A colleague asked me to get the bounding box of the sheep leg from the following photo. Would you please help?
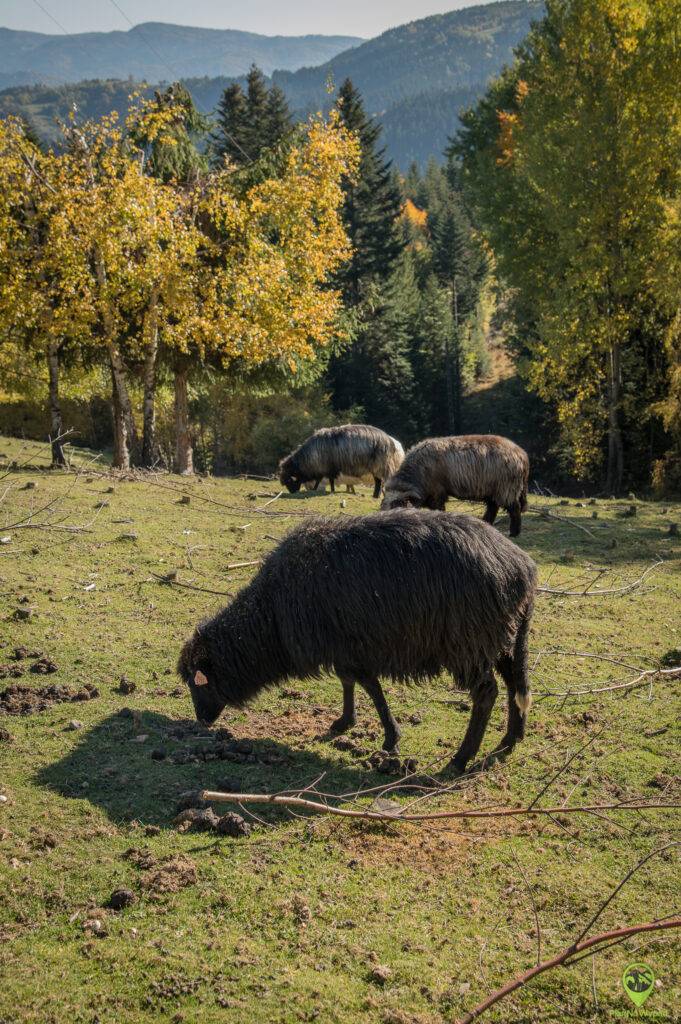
[492,609,531,755]
[483,499,499,525]
[358,676,401,752]
[313,478,322,490]
[330,677,357,733]
[329,477,336,494]
[492,654,525,755]
[449,672,498,773]
[508,502,522,537]
[372,477,382,499]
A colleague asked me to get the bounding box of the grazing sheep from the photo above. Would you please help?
[382,435,530,537]
[279,424,404,500]
[178,509,537,773]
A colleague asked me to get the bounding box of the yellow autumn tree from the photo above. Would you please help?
[457,0,681,489]
[157,112,359,474]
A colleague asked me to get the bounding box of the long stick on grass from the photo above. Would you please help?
[200,792,680,823]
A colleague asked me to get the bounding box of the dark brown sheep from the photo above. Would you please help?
[279,424,404,500]
[381,435,530,536]
[178,510,537,773]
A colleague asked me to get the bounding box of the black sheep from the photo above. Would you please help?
[178,510,537,772]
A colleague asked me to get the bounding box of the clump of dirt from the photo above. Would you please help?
[0,681,98,716]
[215,812,251,838]
[366,752,418,776]
[11,647,42,661]
[0,665,24,680]
[174,807,221,832]
[123,847,157,870]
[30,657,58,675]
[140,855,197,896]
[0,726,13,743]
[174,792,251,837]
[108,888,136,910]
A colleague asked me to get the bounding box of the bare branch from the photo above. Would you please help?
[454,917,681,1024]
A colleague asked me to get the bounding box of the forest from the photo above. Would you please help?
[3,0,681,491]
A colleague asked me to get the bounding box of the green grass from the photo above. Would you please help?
[0,434,680,1024]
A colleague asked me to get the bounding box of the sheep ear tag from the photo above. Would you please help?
[194,670,209,687]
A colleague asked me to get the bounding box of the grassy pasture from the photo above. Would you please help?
[0,434,680,1024]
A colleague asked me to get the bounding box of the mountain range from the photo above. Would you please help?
[0,23,361,90]
[0,2,543,167]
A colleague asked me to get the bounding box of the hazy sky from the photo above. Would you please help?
[3,1,493,39]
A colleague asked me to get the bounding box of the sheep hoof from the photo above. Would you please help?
[447,756,469,777]
[329,716,356,735]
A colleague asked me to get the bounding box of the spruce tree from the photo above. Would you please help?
[212,68,293,168]
[333,78,404,300]
[265,85,292,149]
[212,82,250,165]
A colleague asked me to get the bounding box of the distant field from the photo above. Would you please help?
[0,434,679,1023]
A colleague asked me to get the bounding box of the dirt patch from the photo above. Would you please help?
[0,681,98,716]
[235,707,338,744]
[140,854,198,896]
[325,816,512,872]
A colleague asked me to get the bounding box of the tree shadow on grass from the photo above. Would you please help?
[35,709,403,831]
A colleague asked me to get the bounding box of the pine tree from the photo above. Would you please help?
[212,69,293,168]
[333,78,404,300]
[265,85,292,149]
[212,82,250,166]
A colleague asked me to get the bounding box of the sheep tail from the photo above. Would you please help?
[512,602,532,716]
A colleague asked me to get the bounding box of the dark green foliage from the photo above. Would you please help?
[334,79,403,299]
[212,66,293,167]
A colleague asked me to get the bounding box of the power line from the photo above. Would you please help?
[105,0,254,164]
[30,0,73,37]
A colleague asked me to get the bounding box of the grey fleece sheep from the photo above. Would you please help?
[178,509,537,773]
[382,435,530,536]
[279,424,404,500]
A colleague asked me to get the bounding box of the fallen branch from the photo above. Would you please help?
[535,665,681,699]
[530,506,601,539]
[456,842,680,1023]
[199,791,680,823]
[454,917,681,1024]
[148,572,232,598]
[538,560,662,597]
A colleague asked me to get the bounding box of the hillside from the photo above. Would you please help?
[0,23,361,90]
[273,1,542,112]
[0,2,542,166]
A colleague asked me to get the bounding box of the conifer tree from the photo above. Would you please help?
[264,85,292,149]
[212,82,250,165]
[333,78,403,300]
[212,68,293,168]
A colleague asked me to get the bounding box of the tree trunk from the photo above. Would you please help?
[174,364,194,475]
[141,285,161,468]
[94,246,138,469]
[47,341,66,468]
[606,341,624,494]
[110,352,131,471]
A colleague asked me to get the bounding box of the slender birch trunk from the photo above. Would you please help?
[174,363,194,475]
[606,341,624,494]
[47,340,67,468]
[141,283,161,468]
[94,248,138,469]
